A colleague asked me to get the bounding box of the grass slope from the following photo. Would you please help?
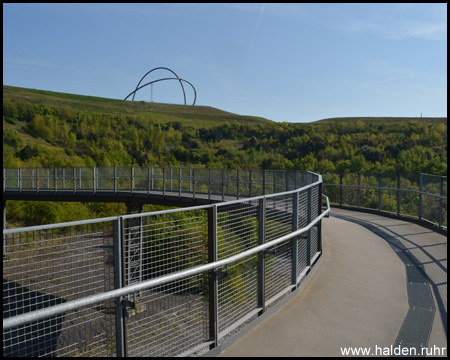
[3,85,272,129]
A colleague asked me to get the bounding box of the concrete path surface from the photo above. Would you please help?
[218,208,447,357]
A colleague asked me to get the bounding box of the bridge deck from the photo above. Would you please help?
[218,208,447,357]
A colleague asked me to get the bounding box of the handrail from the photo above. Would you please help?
[3,194,330,331]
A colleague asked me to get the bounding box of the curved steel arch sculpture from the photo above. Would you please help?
[125,67,196,105]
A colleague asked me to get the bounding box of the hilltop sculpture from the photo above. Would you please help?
[124,67,196,105]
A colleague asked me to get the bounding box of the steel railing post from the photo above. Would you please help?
[113,218,126,357]
[54,167,58,192]
[93,166,96,193]
[148,167,151,195]
[339,173,343,207]
[222,169,225,201]
[131,166,134,195]
[306,187,312,266]
[179,167,182,198]
[249,169,252,197]
[397,174,401,217]
[258,197,266,313]
[439,177,443,230]
[114,166,117,193]
[419,173,423,222]
[162,167,166,197]
[151,166,154,191]
[317,182,323,254]
[263,170,266,195]
[237,169,240,199]
[193,168,196,199]
[291,192,299,285]
[357,173,361,209]
[378,174,382,212]
[273,170,276,194]
[207,205,218,349]
[208,169,211,201]
[18,168,22,192]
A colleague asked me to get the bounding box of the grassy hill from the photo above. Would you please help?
[3,85,272,129]
[3,84,447,173]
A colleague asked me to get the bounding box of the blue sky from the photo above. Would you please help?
[3,3,447,123]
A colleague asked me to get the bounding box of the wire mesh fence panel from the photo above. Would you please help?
[400,173,420,192]
[399,191,420,219]
[132,166,150,192]
[216,200,259,260]
[249,170,264,197]
[149,167,163,192]
[122,209,210,356]
[380,189,398,214]
[422,194,445,227]
[379,173,398,189]
[55,168,74,191]
[360,188,378,210]
[216,255,259,335]
[209,169,223,197]
[296,189,310,277]
[125,277,209,357]
[310,225,319,260]
[4,168,20,189]
[297,234,309,277]
[192,168,208,196]
[264,241,292,303]
[273,171,287,194]
[216,200,259,334]
[3,220,116,356]
[114,166,131,191]
[264,193,294,304]
[223,169,236,198]
[19,168,36,190]
[180,168,194,194]
[77,167,95,191]
[265,194,293,243]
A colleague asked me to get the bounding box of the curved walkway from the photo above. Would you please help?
[219,208,447,357]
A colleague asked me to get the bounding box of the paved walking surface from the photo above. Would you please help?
[219,208,447,357]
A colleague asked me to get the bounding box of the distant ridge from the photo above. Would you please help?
[3,85,446,125]
[314,116,447,124]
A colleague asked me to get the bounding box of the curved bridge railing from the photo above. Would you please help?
[322,172,447,233]
[3,167,316,206]
[3,168,329,357]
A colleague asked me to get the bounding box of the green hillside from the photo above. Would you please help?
[3,85,271,129]
[3,85,447,174]
[3,85,447,227]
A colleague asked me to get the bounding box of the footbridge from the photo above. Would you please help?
[2,167,447,357]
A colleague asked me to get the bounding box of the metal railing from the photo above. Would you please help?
[322,172,447,232]
[3,167,314,201]
[3,169,328,357]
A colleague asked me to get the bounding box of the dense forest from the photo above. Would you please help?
[3,97,447,174]
[3,86,447,226]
